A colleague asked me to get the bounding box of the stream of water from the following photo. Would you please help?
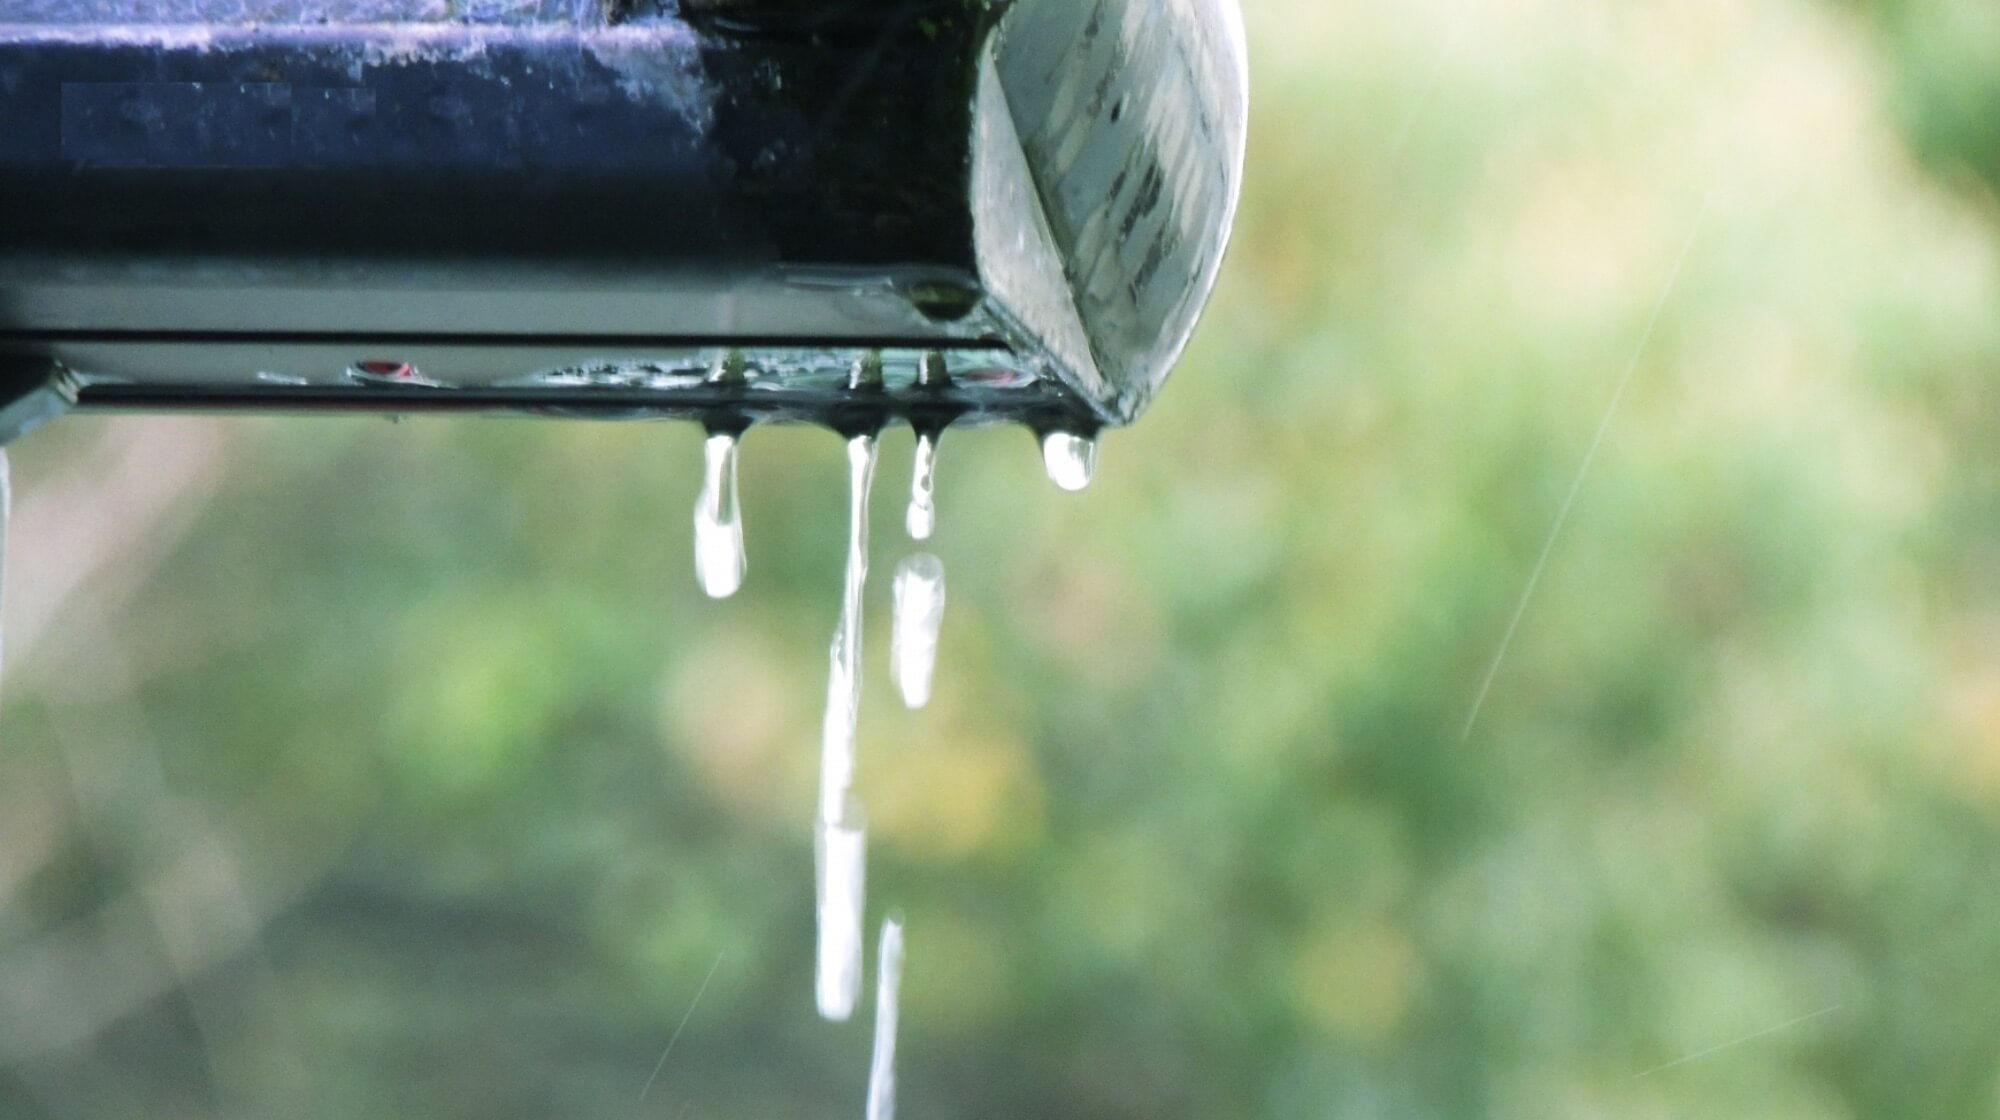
[0,417,1104,1118]
[796,425,1092,1109]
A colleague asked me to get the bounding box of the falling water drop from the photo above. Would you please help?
[1041,430,1099,492]
[906,431,939,541]
[818,434,880,825]
[814,808,868,1022]
[889,554,946,710]
[693,432,746,599]
[865,916,906,1120]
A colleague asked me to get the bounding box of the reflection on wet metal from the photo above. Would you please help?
[1040,431,1098,492]
[814,812,868,1023]
[890,554,946,711]
[865,916,906,1120]
[694,432,746,599]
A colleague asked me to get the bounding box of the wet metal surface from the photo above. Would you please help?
[0,0,1247,441]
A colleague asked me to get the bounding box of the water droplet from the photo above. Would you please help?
[818,434,879,826]
[1041,430,1099,492]
[889,554,946,710]
[906,431,939,541]
[709,350,749,385]
[814,809,868,1022]
[849,352,885,392]
[865,915,906,1120]
[916,351,951,389]
[693,432,746,599]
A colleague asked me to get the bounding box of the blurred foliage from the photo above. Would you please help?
[9,0,2000,1117]
[1843,0,2000,204]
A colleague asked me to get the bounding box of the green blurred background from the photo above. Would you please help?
[9,0,2000,1116]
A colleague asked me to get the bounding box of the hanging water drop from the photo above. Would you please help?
[1041,430,1099,492]
[865,915,906,1120]
[693,431,746,599]
[818,434,880,825]
[906,431,939,541]
[889,554,946,710]
[814,808,868,1022]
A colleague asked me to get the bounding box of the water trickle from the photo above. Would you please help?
[813,434,880,1022]
[814,810,868,1022]
[865,916,906,1120]
[1041,431,1099,492]
[890,554,946,710]
[694,432,746,599]
[818,434,880,825]
[906,432,940,541]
